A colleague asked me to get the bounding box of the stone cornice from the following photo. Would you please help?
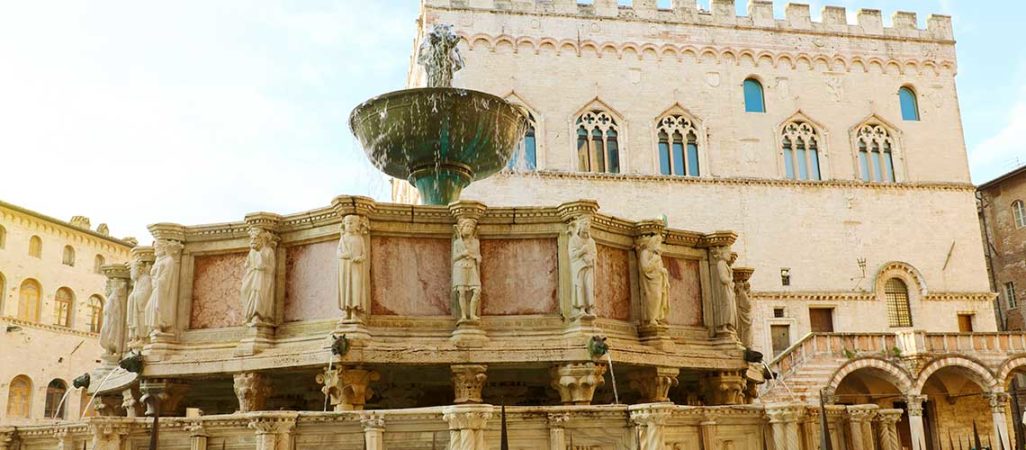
[0,200,134,249]
[0,315,98,338]
[496,171,975,193]
[753,291,995,303]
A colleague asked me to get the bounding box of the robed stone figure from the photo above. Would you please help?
[241,229,277,325]
[146,241,181,334]
[337,215,370,322]
[568,216,597,318]
[127,257,152,342]
[100,278,127,355]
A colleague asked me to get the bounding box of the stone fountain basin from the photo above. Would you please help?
[350,87,528,204]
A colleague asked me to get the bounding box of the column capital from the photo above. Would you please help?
[764,403,806,424]
[248,413,298,435]
[876,408,903,425]
[234,372,272,413]
[629,403,675,426]
[905,395,928,416]
[547,412,571,428]
[550,362,606,405]
[360,413,386,431]
[451,364,488,404]
[987,391,1011,412]
[846,404,879,422]
[184,421,208,437]
[442,404,494,431]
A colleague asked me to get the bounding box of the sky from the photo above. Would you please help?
[0,1,1022,241]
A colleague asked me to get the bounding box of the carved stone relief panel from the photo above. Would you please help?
[664,257,703,326]
[284,241,339,322]
[595,245,631,321]
[371,236,451,316]
[190,253,247,329]
[480,238,558,315]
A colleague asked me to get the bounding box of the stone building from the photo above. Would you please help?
[0,200,133,424]
[393,0,1022,448]
[979,165,1026,331]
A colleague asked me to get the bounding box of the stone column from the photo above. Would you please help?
[551,362,606,405]
[442,404,493,450]
[699,416,717,450]
[846,404,878,450]
[121,387,143,417]
[89,420,131,450]
[185,422,209,450]
[249,414,298,450]
[629,403,674,450]
[905,395,928,450]
[53,427,73,450]
[547,413,570,450]
[629,366,679,403]
[0,427,15,450]
[234,372,272,412]
[876,409,903,450]
[765,404,803,450]
[702,370,746,405]
[316,366,379,411]
[361,413,385,450]
[451,364,488,404]
[140,379,190,416]
[989,392,1013,450]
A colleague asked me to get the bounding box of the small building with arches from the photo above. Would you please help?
[0,200,132,424]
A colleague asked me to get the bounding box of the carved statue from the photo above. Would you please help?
[146,240,182,334]
[127,257,153,342]
[452,218,482,323]
[568,217,597,318]
[713,248,738,333]
[100,277,128,355]
[337,215,370,321]
[735,277,753,348]
[241,229,278,326]
[417,24,464,88]
[637,234,670,325]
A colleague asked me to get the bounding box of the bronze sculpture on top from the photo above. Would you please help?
[349,24,529,205]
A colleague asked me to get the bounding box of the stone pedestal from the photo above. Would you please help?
[334,319,372,344]
[876,408,903,450]
[551,362,606,405]
[443,404,493,450]
[989,392,1013,450]
[361,413,385,450]
[702,370,746,405]
[145,330,178,361]
[140,379,189,416]
[629,366,679,403]
[765,404,804,450]
[249,414,297,450]
[235,323,275,356]
[234,372,272,412]
[547,413,570,450]
[451,364,488,404]
[637,323,674,351]
[316,366,379,411]
[905,395,928,450]
[451,321,488,348]
[846,404,878,450]
[629,403,674,450]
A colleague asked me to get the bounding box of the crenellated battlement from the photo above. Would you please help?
[423,0,954,42]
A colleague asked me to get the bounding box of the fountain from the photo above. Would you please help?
[349,24,529,205]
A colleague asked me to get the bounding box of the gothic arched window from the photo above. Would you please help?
[576,110,620,174]
[781,120,822,181]
[94,255,106,274]
[885,278,913,327]
[856,123,898,183]
[899,86,920,121]
[744,78,766,113]
[28,236,42,258]
[656,114,700,177]
[507,112,538,171]
[54,287,74,328]
[6,375,32,418]
[1013,200,1026,229]
[44,379,67,419]
[0,225,6,249]
[88,295,104,333]
[17,279,41,322]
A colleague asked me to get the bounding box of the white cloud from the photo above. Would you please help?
[970,92,1026,182]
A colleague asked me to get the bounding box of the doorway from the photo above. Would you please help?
[809,308,835,333]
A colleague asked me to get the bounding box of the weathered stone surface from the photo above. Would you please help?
[190,252,247,329]
[284,240,338,322]
[663,257,703,326]
[480,238,558,315]
[595,245,630,321]
[370,236,451,316]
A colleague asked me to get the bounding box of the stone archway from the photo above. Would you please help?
[915,357,1008,450]
[827,357,915,403]
[827,358,916,449]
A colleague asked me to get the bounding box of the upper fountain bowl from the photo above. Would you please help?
[349,87,528,205]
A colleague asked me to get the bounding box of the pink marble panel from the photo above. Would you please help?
[480,238,558,315]
[371,237,451,316]
[596,245,631,321]
[190,252,247,329]
[284,241,339,322]
[664,257,704,326]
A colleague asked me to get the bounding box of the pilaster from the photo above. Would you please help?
[547,413,570,450]
[316,366,380,411]
[629,366,679,403]
[550,362,606,405]
[876,409,903,450]
[88,419,131,450]
[361,413,386,450]
[234,372,272,412]
[185,422,209,450]
[442,404,493,450]
[451,364,488,404]
[629,403,674,450]
[765,404,804,450]
[249,414,298,450]
[846,404,878,450]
